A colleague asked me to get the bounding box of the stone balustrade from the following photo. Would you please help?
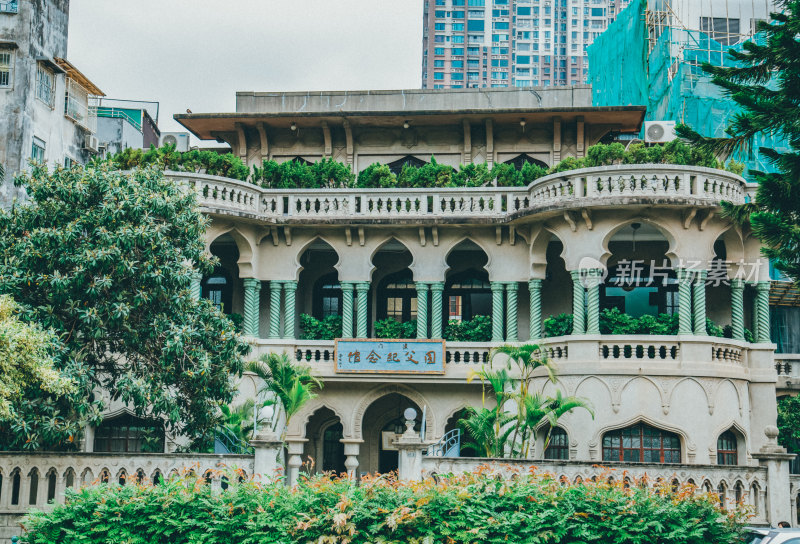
[248,335,771,383]
[169,164,753,223]
[0,452,255,542]
[419,457,769,524]
[775,354,800,389]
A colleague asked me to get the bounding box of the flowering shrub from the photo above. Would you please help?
[22,468,746,544]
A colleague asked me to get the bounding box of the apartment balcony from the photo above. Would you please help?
[170,164,754,225]
[0,1,18,14]
[248,335,774,384]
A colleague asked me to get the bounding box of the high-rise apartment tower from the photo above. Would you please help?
[421,0,632,89]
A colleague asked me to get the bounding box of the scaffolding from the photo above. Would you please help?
[588,0,787,177]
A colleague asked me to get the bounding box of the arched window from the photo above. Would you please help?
[717,430,738,465]
[94,413,165,453]
[377,270,417,322]
[504,153,548,171]
[202,268,233,313]
[602,423,681,463]
[313,273,342,319]
[387,155,428,176]
[444,269,491,322]
[544,427,569,460]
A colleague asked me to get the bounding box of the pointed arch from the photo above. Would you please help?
[351,384,435,441]
[668,377,713,416]
[294,235,343,281]
[599,218,679,267]
[369,235,417,278]
[529,225,562,280]
[287,400,351,440]
[592,414,696,462]
[443,236,492,274]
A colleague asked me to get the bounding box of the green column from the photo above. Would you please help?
[585,269,602,335]
[341,282,354,338]
[730,279,745,341]
[677,268,693,335]
[283,281,297,339]
[355,282,370,339]
[242,278,262,338]
[528,279,543,340]
[268,281,283,339]
[190,272,203,301]
[570,270,585,335]
[430,282,445,339]
[693,270,708,335]
[491,282,505,342]
[756,281,771,343]
[505,282,518,342]
[416,282,430,339]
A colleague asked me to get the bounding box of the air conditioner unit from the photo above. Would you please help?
[644,120,677,143]
[159,132,190,152]
[83,134,99,153]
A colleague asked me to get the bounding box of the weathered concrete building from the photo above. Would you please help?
[0,0,103,204]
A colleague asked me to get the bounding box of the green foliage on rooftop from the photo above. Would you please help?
[108,139,743,191]
[21,469,745,544]
[107,144,250,181]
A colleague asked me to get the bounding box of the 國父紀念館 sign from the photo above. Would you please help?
[334,339,445,374]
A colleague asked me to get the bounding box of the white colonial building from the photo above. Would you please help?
[2,88,798,540]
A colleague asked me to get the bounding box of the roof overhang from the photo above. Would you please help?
[35,56,66,74]
[176,106,647,141]
[0,40,18,50]
[54,57,105,96]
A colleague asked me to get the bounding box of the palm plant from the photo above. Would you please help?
[246,353,322,439]
[459,344,592,459]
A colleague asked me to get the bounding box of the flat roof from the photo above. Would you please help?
[175,87,646,140]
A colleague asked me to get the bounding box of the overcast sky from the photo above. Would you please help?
[67,1,423,137]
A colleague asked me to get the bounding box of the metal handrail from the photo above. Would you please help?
[213,425,253,455]
[426,428,461,457]
[95,106,142,132]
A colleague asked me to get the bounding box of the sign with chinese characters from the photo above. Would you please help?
[334,339,445,375]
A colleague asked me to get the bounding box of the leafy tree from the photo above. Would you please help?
[777,395,800,455]
[246,353,322,439]
[0,295,74,421]
[676,0,800,281]
[0,164,248,450]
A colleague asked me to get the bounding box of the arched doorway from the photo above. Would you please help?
[372,239,415,337]
[297,239,341,339]
[206,234,241,315]
[603,223,677,318]
[302,407,346,476]
[360,393,422,474]
[444,240,491,332]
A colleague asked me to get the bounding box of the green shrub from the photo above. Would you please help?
[109,144,250,181]
[228,312,244,333]
[453,162,494,187]
[543,313,574,337]
[706,318,725,338]
[373,318,416,339]
[299,314,343,340]
[356,163,396,188]
[21,471,746,544]
[444,315,493,341]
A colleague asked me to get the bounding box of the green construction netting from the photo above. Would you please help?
[588,0,789,178]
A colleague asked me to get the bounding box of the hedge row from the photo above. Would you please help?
[105,140,744,189]
[22,469,744,544]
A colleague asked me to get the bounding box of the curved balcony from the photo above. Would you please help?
[169,164,755,225]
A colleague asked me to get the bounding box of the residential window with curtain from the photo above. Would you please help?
[0,49,12,88]
[35,63,54,107]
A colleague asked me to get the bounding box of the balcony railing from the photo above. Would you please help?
[248,335,766,382]
[169,164,753,223]
[64,78,96,132]
[0,0,18,13]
